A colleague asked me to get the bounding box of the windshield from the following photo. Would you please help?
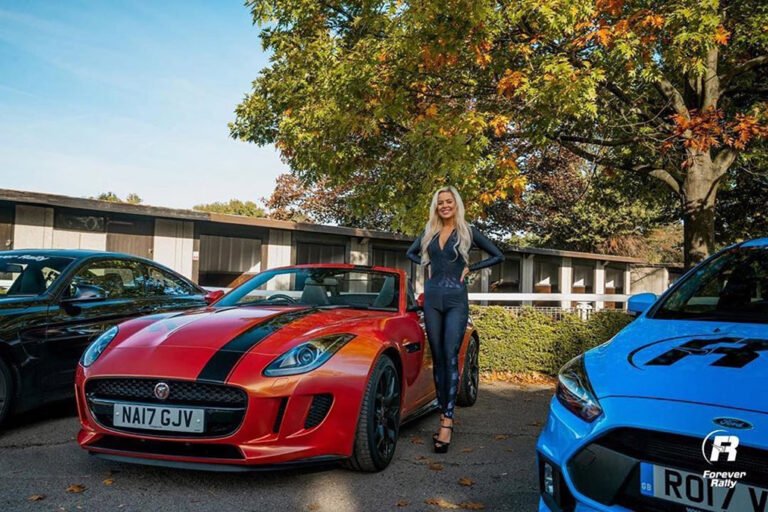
[218,268,400,311]
[653,246,768,323]
[0,254,75,296]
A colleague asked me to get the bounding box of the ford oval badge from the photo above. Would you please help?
[713,417,753,430]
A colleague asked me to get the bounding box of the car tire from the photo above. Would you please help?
[0,357,14,426]
[456,336,479,407]
[345,354,401,472]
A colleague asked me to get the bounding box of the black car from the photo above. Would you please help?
[0,249,221,425]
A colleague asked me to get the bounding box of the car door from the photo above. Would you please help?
[141,262,207,314]
[399,280,435,409]
[43,257,150,395]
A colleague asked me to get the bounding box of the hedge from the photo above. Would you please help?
[469,306,633,375]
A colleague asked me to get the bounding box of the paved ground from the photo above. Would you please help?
[0,381,553,512]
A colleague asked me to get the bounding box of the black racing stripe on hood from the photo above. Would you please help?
[196,307,319,384]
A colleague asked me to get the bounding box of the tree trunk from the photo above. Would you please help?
[682,152,719,269]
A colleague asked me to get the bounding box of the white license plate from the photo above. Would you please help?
[641,463,768,512]
[113,404,205,433]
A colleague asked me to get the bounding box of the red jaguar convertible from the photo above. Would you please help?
[75,264,480,471]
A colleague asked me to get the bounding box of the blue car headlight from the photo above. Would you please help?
[80,325,119,367]
[263,333,356,377]
[556,354,603,422]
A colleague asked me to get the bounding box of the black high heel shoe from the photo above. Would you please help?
[433,425,453,453]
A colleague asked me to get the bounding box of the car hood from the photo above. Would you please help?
[586,317,768,413]
[91,305,392,380]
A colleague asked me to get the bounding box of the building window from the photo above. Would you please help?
[572,261,594,294]
[371,246,412,275]
[534,259,560,293]
[55,211,105,232]
[296,242,346,265]
[199,235,262,287]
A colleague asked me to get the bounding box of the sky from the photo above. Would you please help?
[0,0,287,210]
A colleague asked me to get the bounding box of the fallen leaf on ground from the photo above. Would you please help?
[428,462,444,471]
[458,477,475,487]
[27,495,46,502]
[410,437,424,445]
[415,455,429,461]
[307,503,321,511]
[461,448,474,453]
[494,434,509,441]
[459,502,486,510]
[66,484,86,494]
[103,478,114,486]
[396,499,410,507]
[425,498,460,509]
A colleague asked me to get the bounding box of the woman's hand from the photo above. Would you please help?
[460,266,469,283]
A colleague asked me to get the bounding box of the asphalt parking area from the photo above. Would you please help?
[0,381,553,512]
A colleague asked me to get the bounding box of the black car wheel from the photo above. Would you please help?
[456,336,479,407]
[346,354,401,472]
[0,358,14,426]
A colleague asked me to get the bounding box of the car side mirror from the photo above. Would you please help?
[627,292,657,317]
[63,284,107,303]
[204,289,225,305]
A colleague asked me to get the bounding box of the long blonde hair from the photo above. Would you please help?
[419,186,472,266]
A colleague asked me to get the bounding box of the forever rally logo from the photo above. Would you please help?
[701,430,747,489]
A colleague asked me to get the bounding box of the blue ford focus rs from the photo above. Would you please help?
[537,238,768,512]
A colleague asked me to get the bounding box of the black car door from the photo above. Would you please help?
[43,258,151,395]
[140,262,208,314]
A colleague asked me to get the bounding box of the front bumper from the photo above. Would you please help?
[74,362,368,469]
[536,396,768,511]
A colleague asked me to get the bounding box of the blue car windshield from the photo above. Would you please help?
[216,268,400,311]
[653,246,768,323]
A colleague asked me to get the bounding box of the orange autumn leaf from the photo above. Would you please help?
[429,462,444,471]
[497,69,526,99]
[596,0,624,16]
[458,477,476,487]
[66,484,86,494]
[489,115,510,137]
[459,502,486,510]
[714,25,730,45]
[425,498,460,509]
[642,14,665,29]
[28,495,46,502]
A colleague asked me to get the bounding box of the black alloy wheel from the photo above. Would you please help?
[0,358,14,426]
[346,355,401,471]
[457,336,479,407]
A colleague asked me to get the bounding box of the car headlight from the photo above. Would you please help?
[80,326,119,367]
[555,354,603,422]
[263,333,356,377]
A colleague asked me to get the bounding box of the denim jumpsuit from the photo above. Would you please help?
[406,225,504,418]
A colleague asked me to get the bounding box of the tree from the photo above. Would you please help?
[232,0,767,267]
[265,173,396,228]
[92,192,143,204]
[483,147,678,256]
[193,199,266,217]
[715,143,768,244]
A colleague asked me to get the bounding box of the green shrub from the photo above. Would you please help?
[469,306,632,375]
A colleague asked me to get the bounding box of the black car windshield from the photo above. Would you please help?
[653,246,768,323]
[0,254,75,296]
[217,268,400,311]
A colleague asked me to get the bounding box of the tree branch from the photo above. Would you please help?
[554,138,682,195]
[719,55,768,90]
[654,76,690,119]
[555,134,639,147]
[713,148,738,180]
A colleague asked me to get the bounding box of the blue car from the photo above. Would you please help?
[537,239,768,512]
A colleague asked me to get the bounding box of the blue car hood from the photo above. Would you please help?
[586,317,768,413]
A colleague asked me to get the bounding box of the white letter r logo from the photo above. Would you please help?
[710,435,739,462]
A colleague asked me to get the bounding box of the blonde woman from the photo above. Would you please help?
[406,186,504,453]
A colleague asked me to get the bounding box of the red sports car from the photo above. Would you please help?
[75,264,480,472]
